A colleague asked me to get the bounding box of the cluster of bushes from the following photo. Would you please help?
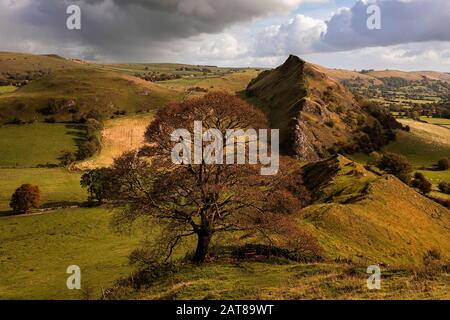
[58,110,104,166]
[338,102,404,155]
[187,87,209,93]
[113,110,127,116]
[438,182,450,194]
[371,152,450,208]
[7,117,28,125]
[411,102,450,120]
[356,102,404,152]
[176,67,212,73]
[0,70,50,87]
[411,172,432,195]
[434,197,450,208]
[437,158,450,171]
[135,72,181,82]
[372,152,412,183]
[230,243,322,263]
[78,138,101,162]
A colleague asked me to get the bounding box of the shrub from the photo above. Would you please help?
[8,117,26,125]
[437,158,450,171]
[9,184,41,214]
[434,197,450,208]
[325,119,335,128]
[376,152,412,183]
[231,242,322,263]
[85,109,102,121]
[423,249,441,266]
[77,136,101,160]
[58,150,77,167]
[86,118,103,136]
[80,168,115,204]
[411,172,432,195]
[438,182,450,194]
[38,99,62,115]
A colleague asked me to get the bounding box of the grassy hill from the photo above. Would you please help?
[104,261,449,300]
[104,155,450,300]
[317,65,450,84]
[0,67,180,124]
[0,52,78,76]
[245,55,384,160]
[384,121,450,167]
[301,155,450,267]
[0,52,258,125]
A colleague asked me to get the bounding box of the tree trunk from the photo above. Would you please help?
[192,231,212,263]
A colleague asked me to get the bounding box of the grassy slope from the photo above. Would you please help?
[76,113,154,169]
[301,156,450,267]
[381,120,450,197]
[384,130,450,167]
[0,86,17,94]
[159,69,261,94]
[0,68,180,123]
[95,62,245,77]
[0,207,140,299]
[0,123,81,167]
[0,52,77,72]
[0,52,255,125]
[0,168,84,211]
[107,261,449,300]
[0,52,183,124]
[350,119,450,197]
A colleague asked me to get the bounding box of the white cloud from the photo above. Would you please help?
[252,14,327,57]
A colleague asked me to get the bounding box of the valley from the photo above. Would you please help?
[0,52,449,300]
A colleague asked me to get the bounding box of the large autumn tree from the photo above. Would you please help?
[109,92,313,263]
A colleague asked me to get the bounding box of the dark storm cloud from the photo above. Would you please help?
[0,0,307,60]
[0,0,449,63]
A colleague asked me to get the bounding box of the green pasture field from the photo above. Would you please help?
[0,168,84,212]
[0,123,81,167]
[0,207,141,299]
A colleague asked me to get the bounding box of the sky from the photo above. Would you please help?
[0,0,449,71]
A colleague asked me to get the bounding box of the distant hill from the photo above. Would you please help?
[302,155,450,266]
[0,52,182,124]
[0,52,260,124]
[315,65,450,84]
[0,52,79,76]
[245,55,400,161]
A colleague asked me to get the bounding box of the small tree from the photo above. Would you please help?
[412,172,432,195]
[437,158,450,171]
[10,184,41,214]
[58,150,77,167]
[376,152,412,183]
[80,168,115,204]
